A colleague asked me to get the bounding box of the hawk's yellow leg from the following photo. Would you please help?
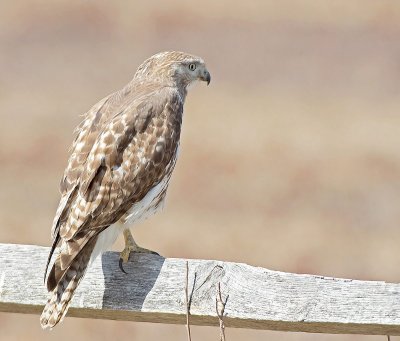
[119,229,159,273]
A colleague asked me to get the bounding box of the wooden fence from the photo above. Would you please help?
[0,243,399,336]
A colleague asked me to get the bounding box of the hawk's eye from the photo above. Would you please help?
[188,63,196,71]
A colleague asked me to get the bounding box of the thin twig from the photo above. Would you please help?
[387,336,391,341]
[185,261,192,341]
[216,282,228,341]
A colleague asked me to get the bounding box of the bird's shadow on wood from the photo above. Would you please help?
[101,251,165,311]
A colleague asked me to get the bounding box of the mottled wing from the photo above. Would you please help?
[51,93,113,239]
[51,85,158,238]
[46,83,183,290]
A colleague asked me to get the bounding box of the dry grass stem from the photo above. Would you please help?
[185,261,192,341]
[216,282,228,341]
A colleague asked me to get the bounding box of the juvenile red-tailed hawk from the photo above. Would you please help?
[40,51,211,329]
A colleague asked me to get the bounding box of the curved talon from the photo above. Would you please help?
[119,258,128,274]
[119,230,159,272]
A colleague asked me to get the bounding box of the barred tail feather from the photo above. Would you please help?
[40,237,97,329]
[40,269,81,329]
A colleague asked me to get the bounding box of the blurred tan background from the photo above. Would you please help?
[1,1,400,340]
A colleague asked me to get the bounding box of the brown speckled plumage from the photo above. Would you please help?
[40,51,210,329]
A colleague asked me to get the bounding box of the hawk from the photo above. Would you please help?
[40,51,211,329]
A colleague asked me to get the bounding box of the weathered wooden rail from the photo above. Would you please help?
[0,243,399,335]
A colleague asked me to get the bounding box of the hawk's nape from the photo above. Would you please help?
[40,51,210,329]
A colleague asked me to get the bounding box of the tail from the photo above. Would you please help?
[40,236,97,329]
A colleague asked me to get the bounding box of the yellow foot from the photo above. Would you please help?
[120,244,133,263]
[119,229,159,273]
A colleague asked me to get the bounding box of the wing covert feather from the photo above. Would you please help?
[58,85,182,242]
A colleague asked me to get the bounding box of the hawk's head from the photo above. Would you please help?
[135,51,211,88]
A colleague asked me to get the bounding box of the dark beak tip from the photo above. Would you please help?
[200,70,211,85]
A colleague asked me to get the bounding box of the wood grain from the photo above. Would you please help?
[0,243,399,335]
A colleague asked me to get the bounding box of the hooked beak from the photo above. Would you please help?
[200,69,211,85]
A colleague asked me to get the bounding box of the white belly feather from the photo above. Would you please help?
[124,173,169,225]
